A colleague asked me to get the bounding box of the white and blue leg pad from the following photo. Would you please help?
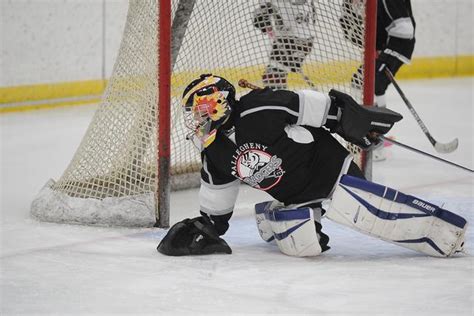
[255,201,322,257]
[327,175,467,257]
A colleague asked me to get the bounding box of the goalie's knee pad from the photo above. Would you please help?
[327,175,467,257]
[267,207,322,257]
[255,201,328,257]
[255,200,282,242]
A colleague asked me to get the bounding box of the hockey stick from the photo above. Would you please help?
[296,69,317,89]
[238,79,262,90]
[380,136,473,173]
[265,59,317,89]
[270,61,317,89]
[384,68,458,154]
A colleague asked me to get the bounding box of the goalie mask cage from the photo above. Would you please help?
[31,0,376,228]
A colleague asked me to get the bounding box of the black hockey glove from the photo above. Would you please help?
[157,215,232,256]
[375,52,403,96]
[351,53,404,94]
[325,89,403,150]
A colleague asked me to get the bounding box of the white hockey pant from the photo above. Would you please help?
[327,175,467,257]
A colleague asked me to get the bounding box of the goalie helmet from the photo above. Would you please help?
[182,74,236,148]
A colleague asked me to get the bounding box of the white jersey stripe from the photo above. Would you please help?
[240,106,299,118]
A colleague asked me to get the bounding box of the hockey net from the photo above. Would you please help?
[31,0,375,227]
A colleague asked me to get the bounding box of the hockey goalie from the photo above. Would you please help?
[157,74,467,258]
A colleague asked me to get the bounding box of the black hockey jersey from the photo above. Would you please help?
[199,88,353,217]
[377,0,416,62]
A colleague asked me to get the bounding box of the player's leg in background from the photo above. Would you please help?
[285,37,313,73]
[262,66,288,90]
[374,57,403,108]
[262,38,289,90]
[262,37,313,90]
[372,54,404,161]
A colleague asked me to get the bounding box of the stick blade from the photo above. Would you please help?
[434,138,459,154]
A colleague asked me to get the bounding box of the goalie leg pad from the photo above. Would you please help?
[266,207,322,257]
[326,175,467,257]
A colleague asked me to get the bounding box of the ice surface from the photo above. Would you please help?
[1,78,473,315]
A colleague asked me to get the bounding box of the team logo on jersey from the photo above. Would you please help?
[231,143,285,191]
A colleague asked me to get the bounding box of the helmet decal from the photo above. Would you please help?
[193,90,229,122]
[182,74,235,148]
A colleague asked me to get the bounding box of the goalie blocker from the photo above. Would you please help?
[255,176,466,258]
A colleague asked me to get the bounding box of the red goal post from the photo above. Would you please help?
[157,0,172,227]
[31,0,377,228]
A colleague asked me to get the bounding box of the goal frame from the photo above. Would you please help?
[156,0,378,227]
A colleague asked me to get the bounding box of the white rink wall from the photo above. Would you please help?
[0,0,473,87]
[414,0,472,57]
[1,0,128,86]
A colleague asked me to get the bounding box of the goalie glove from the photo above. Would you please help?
[374,52,404,96]
[157,215,232,256]
[325,89,403,149]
